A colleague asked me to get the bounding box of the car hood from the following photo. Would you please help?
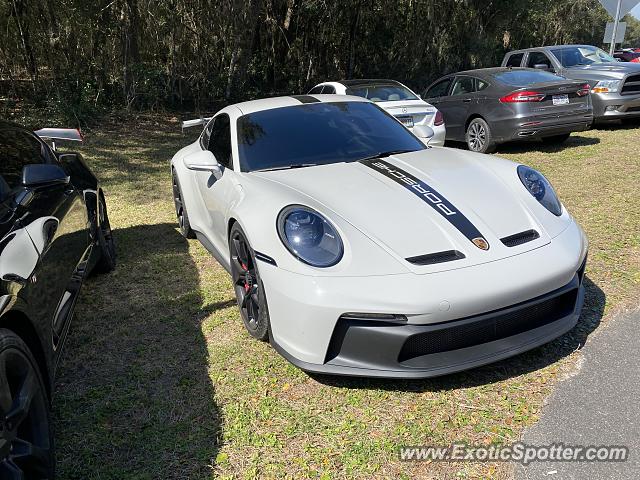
[565,62,640,79]
[251,149,563,273]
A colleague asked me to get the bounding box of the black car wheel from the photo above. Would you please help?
[466,118,496,154]
[541,133,571,145]
[93,195,116,274]
[0,329,54,479]
[172,170,195,239]
[229,224,270,341]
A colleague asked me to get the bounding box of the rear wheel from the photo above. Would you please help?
[541,133,571,144]
[466,118,496,154]
[0,329,54,479]
[172,170,195,239]
[229,224,270,341]
[93,195,116,274]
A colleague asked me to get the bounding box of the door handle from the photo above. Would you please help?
[462,98,472,103]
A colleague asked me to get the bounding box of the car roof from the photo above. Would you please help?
[509,44,596,53]
[436,67,536,79]
[232,94,369,115]
[337,79,402,87]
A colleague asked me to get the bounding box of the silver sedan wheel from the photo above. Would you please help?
[467,122,486,152]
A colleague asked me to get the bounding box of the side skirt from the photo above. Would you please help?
[195,231,232,274]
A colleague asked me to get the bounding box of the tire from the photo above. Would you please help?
[465,118,496,154]
[93,195,116,274]
[0,329,55,479]
[172,170,195,239]
[541,133,571,144]
[229,223,270,341]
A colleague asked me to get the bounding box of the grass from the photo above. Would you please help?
[50,114,639,479]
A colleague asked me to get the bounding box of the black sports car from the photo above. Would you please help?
[0,121,115,477]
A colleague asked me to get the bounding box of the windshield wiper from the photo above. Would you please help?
[355,149,416,163]
[255,163,318,172]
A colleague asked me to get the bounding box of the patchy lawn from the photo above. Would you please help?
[47,115,638,479]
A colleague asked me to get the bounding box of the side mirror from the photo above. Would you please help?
[184,150,221,173]
[22,164,70,187]
[533,63,551,71]
[412,125,435,143]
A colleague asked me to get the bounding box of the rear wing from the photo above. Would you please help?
[181,117,212,132]
[34,128,83,151]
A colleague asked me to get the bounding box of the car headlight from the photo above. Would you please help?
[277,205,344,267]
[591,80,621,93]
[517,165,562,216]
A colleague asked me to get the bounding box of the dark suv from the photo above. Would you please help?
[503,45,640,121]
[0,121,115,477]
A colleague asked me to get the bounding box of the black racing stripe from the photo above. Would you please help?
[291,95,320,104]
[360,158,489,249]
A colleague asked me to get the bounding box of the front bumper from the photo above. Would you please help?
[271,272,584,378]
[592,92,640,119]
[260,220,588,378]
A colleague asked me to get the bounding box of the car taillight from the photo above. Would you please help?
[499,91,546,103]
[577,84,590,96]
[434,110,444,126]
[632,57,640,63]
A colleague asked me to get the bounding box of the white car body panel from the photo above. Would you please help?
[312,81,447,146]
[171,95,587,378]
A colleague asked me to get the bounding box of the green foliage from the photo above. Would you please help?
[0,0,618,122]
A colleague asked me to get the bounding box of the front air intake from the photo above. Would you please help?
[406,250,465,266]
[501,229,540,247]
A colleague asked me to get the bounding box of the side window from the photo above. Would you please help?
[0,129,49,192]
[208,114,233,169]
[451,77,476,96]
[424,79,451,98]
[527,51,553,69]
[505,53,524,67]
[476,78,489,91]
[308,85,324,94]
[322,85,336,94]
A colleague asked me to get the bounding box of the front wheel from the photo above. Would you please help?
[93,195,116,274]
[466,118,496,154]
[229,224,270,341]
[0,329,54,479]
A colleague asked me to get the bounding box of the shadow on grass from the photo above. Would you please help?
[312,276,605,393]
[445,135,600,155]
[53,223,222,478]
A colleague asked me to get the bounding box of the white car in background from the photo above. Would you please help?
[308,79,446,146]
[172,94,587,379]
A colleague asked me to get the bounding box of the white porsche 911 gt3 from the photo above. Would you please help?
[171,94,587,378]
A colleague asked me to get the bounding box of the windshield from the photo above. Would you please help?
[345,84,418,102]
[237,102,425,172]
[551,46,617,67]
[494,70,566,86]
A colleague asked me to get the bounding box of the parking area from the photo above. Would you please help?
[52,116,639,479]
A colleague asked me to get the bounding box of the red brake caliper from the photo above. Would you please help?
[242,263,250,292]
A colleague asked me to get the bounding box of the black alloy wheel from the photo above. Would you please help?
[172,171,195,239]
[94,195,116,274]
[229,224,270,341]
[0,330,53,479]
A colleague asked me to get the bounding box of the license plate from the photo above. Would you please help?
[552,94,569,106]
[397,116,414,128]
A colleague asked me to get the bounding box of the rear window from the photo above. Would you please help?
[493,70,565,86]
[345,84,418,102]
